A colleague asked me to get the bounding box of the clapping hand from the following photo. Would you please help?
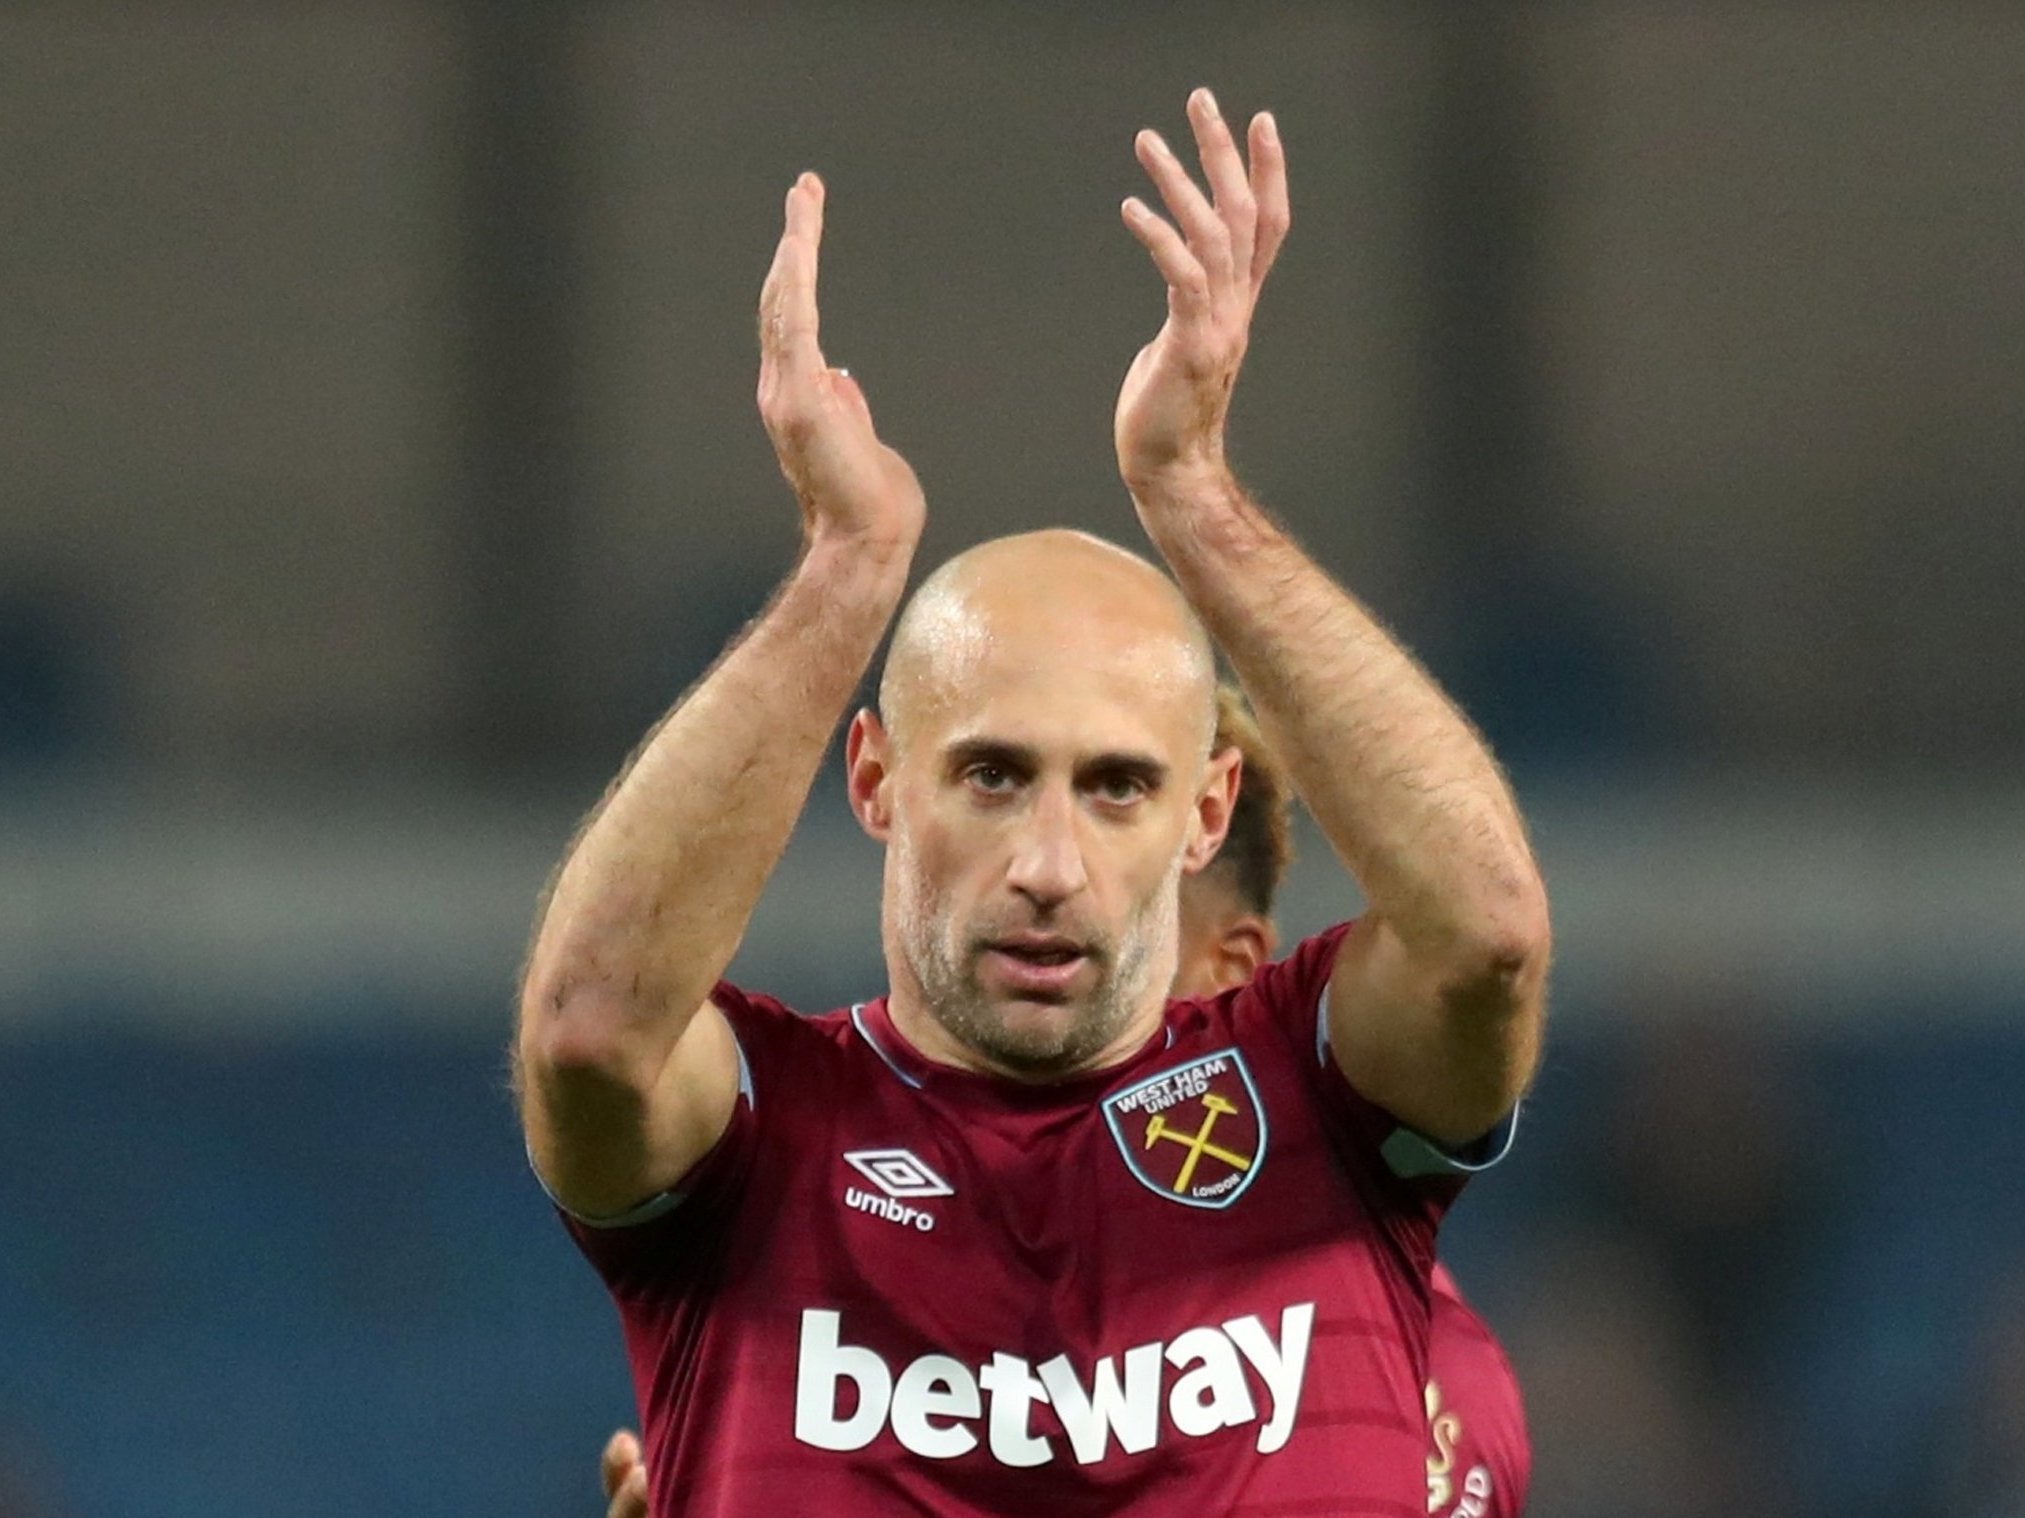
[757,174,925,556]
[1113,89,1290,496]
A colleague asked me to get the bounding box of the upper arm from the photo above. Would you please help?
[1323,912,1548,1149]
[520,998,744,1222]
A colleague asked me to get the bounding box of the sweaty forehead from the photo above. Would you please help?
[880,531,1216,754]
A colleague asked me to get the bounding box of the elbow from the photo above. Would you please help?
[518,968,651,1101]
[1439,881,1552,1122]
[1449,866,1553,1003]
[1484,895,1553,997]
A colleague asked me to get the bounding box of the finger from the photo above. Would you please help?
[830,368,874,427]
[1187,88,1256,283]
[756,187,797,352]
[601,1429,642,1500]
[1134,129,1234,292]
[1246,112,1291,290]
[756,218,795,407]
[606,1463,650,1518]
[786,172,827,379]
[1121,196,1212,321]
[759,173,828,383]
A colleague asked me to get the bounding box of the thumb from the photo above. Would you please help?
[601,1428,642,1500]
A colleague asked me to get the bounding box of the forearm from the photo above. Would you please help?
[1133,469,1545,967]
[1110,96,1542,1137]
[521,534,913,1075]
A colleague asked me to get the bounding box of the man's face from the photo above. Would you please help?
[869,652,1223,1080]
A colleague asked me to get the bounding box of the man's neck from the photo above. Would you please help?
[883,984,1169,1085]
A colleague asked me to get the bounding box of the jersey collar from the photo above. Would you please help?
[852,994,1178,1108]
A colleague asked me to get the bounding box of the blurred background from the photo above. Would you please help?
[2,4,2022,1515]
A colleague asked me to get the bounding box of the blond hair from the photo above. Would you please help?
[1210,684,1294,913]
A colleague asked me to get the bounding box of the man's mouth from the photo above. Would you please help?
[988,932,1093,962]
[981,936,1094,998]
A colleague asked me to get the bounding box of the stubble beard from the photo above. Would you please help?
[894,848,1182,1081]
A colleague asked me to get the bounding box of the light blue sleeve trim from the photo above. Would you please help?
[1313,988,1521,1179]
[1379,1103,1520,1180]
[530,1024,755,1229]
[547,1173,686,1229]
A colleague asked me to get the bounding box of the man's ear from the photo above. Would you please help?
[1182,745,1243,875]
[1213,912,1279,990]
[845,708,895,841]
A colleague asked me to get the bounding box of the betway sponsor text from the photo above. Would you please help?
[794,1303,1316,1465]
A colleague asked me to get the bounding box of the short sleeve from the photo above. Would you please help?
[548,982,791,1297]
[1232,921,1517,1194]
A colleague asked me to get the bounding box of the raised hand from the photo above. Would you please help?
[757,173,926,554]
[1113,89,1290,494]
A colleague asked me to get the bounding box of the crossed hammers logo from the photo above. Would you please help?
[1144,1092,1254,1195]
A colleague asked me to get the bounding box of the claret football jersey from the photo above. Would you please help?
[1423,1263,1530,1518]
[558,923,1512,1517]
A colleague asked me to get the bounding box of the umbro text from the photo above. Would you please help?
[844,1186,938,1232]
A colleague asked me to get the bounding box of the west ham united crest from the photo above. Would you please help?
[1101,1048,1267,1209]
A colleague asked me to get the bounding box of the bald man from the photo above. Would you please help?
[586,691,1532,1518]
[518,90,1548,1518]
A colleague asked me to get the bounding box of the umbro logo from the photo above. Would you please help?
[842,1148,952,1232]
[844,1148,953,1198]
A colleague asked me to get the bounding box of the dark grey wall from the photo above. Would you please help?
[3,4,2020,779]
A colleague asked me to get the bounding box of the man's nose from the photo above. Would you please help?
[1005,785,1090,909]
